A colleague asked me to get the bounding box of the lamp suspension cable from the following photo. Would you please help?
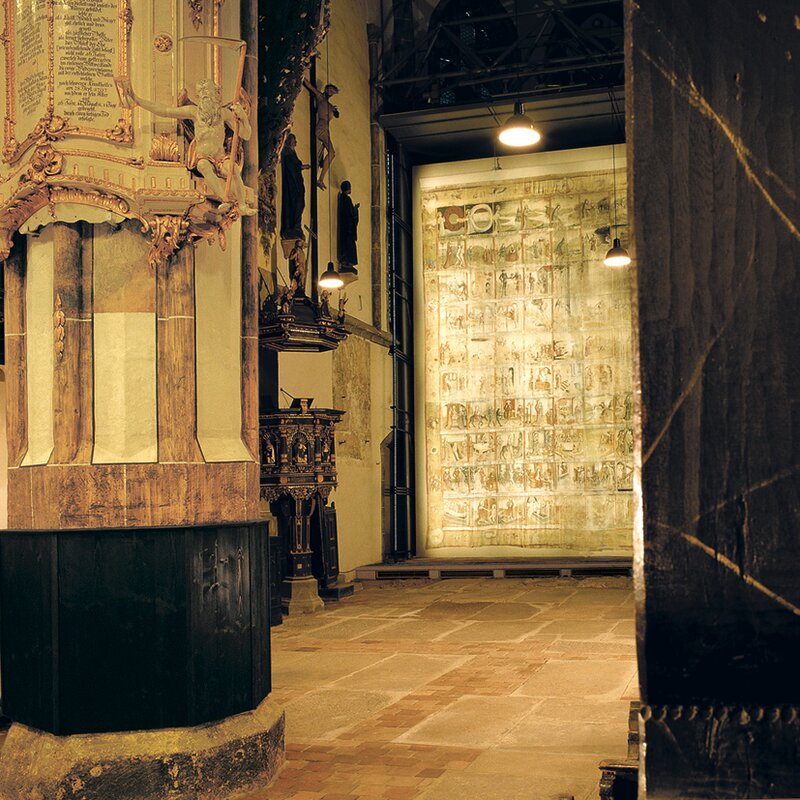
[497,0,541,148]
[319,32,344,291]
[603,89,631,268]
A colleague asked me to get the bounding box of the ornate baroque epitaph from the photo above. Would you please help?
[2,0,133,163]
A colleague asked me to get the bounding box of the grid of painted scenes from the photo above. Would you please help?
[422,170,633,551]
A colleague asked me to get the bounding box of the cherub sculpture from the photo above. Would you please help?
[319,290,332,318]
[288,238,308,297]
[116,77,256,215]
[303,79,339,190]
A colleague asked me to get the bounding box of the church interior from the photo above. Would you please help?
[0,0,797,798]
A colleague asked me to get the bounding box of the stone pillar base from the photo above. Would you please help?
[282,576,324,614]
[0,698,285,800]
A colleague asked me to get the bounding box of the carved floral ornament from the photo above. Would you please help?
[260,485,333,503]
[154,33,174,52]
[53,294,65,361]
[149,133,182,162]
[187,0,227,30]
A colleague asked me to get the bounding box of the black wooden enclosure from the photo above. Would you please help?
[0,521,271,736]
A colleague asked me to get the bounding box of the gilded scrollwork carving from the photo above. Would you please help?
[21,144,64,185]
[0,187,53,259]
[0,183,139,258]
[2,138,19,163]
[32,114,72,143]
[145,214,191,269]
[49,186,132,217]
[53,293,65,361]
[4,114,75,166]
[107,118,134,143]
[143,206,241,268]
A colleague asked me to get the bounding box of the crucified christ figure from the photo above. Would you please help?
[303,79,339,190]
[117,77,256,215]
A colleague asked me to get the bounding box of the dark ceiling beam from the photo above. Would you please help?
[438,24,491,70]
[416,0,619,30]
[552,5,615,56]
[379,53,623,88]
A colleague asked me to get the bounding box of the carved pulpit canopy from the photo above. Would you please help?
[0,0,256,266]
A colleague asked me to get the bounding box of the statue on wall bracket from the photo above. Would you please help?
[280,132,310,297]
[261,122,347,353]
[337,179,359,283]
[115,37,257,217]
[303,79,339,190]
[280,133,309,242]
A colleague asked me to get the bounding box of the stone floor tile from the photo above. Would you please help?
[513,658,636,699]
[413,601,493,619]
[415,771,592,800]
[439,620,544,642]
[394,696,537,747]
[558,589,631,607]
[305,618,397,640]
[469,602,542,621]
[536,618,617,637]
[257,576,636,800]
[271,651,391,688]
[499,711,628,756]
[332,654,468,693]
[285,688,401,740]
[365,619,470,640]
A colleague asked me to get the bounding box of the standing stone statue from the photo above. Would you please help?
[280,132,309,241]
[303,79,339,190]
[337,180,359,268]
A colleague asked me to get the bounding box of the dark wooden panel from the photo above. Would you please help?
[644,707,800,798]
[189,525,254,725]
[250,522,272,701]
[0,523,270,736]
[268,534,284,626]
[0,532,58,732]
[630,0,800,705]
[630,0,800,794]
[57,529,187,734]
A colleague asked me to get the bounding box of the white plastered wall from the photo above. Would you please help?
[269,0,391,573]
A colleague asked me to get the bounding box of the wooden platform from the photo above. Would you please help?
[355,557,632,581]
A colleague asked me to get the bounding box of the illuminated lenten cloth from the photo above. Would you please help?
[417,147,634,557]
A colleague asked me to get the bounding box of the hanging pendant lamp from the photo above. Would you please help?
[603,238,631,268]
[319,261,344,290]
[603,140,631,268]
[498,101,541,148]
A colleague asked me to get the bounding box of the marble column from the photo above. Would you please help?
[629,0,800,796]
